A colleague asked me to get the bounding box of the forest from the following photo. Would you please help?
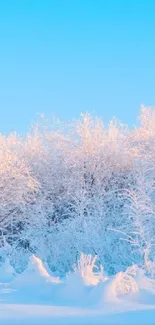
[1,106,155,276]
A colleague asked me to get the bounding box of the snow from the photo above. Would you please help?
[0,255,155,324]
[0,259,15,283]
[2,105,155,324]
[12,255,61,287]
[1,304,155,325]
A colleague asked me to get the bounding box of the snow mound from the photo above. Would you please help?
[59,253,106,304]
[12,255,61,288]
[60,271,87,303]
[99,270,138,306]
[99,265,155,307]
[131,267,155,304]
[0,259,15,283]
[114,271,139,297]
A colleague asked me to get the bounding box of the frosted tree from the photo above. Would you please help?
[0,133,38,247]
[1,107,155,275]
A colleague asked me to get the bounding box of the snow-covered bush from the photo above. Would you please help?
[113,271,139,297]
[73,253,105,286]
[59,253,105,304]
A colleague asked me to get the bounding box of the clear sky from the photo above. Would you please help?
[0,0,155,134]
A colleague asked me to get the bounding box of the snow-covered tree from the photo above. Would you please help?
[1,107,155,275]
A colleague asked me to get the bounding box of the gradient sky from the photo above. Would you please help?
[0,0,155,134]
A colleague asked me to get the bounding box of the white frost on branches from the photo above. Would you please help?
[1,107,155,275]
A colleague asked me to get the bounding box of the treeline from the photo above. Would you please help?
[1,107,155,275]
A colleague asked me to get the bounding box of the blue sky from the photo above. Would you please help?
[0,0,155,134]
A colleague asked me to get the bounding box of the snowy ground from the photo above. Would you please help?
[1,304,155,325]
[1,255,155,324]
